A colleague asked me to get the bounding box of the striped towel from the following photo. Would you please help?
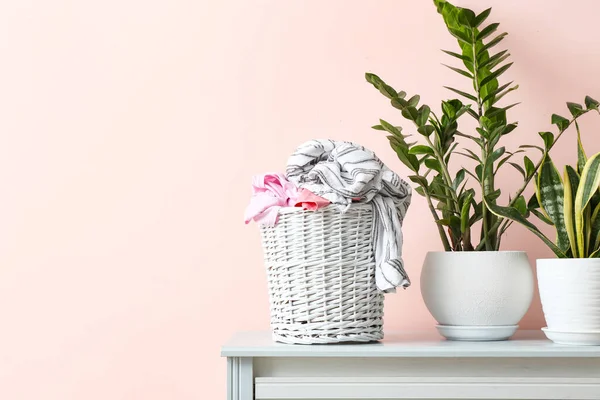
[286,139,412,292]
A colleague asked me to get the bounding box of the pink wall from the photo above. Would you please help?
[2,0,600,398]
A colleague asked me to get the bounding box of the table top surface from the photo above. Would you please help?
[221,331,600,358]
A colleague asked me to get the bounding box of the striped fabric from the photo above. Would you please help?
[286,139,412,292]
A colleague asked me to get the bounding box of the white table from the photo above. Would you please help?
[221,331,600,400]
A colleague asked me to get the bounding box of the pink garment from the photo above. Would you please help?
[293,189,330,211]
[244,173,299,227]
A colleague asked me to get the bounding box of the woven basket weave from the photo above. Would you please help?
[259,203,384,344]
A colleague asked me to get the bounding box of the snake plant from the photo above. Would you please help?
[487,100,600,258]
[366,0,542,251]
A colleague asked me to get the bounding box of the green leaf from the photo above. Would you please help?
[585,95,600,110]
[447,215,462,243]
[480,63,513,88]
[551,114,570,132]
[524,156,535,178]
[469,200,483,223]
[488,125,505,141]
[436,216,453,225]
[417,125,435,136]
[408,95,420,107]
[514,195,527,216]
[379,83,397,99]
[445,142,459,164]
[590,202,600,253]
[478,32,508,55]
[443,86,477,102]
[491,84,519,106]
[539,131,554,149]
[485,103,520,120]
[585,191,592,257]
[443,64,474,79]
[564,165,580,257]
[488,189,503,202]
[590,248,600,258]
[577,121,587,175]
[481,80,513,104]
[519,144,544,153]
[431,191,453,202]
[509,162,526,178]
[417,105,431,126]
[531,209,554,225]
[479,50,509,70]
[501,123,518,136]
[475,164,483,181]
[415,186,426,196]
[528,192,540,209]
[442,100,456,118]
[473,8,492,27]
[484,197,567,258]
[408,175,429,188]
[441,49,472,63]
[453,168,466,191]
[490,146,506,163]
[477,23,499,41]
[448,27,472,44]
[460,191,474,233]
[388,136,420,173]
[567,102,585,118]
[371,125,385,131]
[537,154,569,252]
[465,108,479,120]
[575,153,600,256]
[495,154,512,172]
[456,149,482,162]
[391,97,408,110]
[401,106,419,121]
[424,158,442,174]
[458,8,476,27]
[365,72,382,86]
[379,119,403,137]
[455,105,472,119]
[408,145,435,156]
[495,150,523,172]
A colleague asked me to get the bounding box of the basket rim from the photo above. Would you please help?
[277,202,372,214]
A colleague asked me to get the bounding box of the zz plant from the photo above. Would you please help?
[488,101,600,258]
[366,0,590,252]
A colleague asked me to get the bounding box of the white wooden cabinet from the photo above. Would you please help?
[221,331,600,400]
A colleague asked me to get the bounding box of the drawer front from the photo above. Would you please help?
[255,376,600,399]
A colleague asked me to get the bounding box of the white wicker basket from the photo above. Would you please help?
[259,203,384,344]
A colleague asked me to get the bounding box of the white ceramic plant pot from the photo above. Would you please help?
[421,251,533,341]
[537,258,600,345]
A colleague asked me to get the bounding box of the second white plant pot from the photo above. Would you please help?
[421,251,534,341]
[537,258,600,345]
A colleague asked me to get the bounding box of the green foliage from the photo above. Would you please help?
[365,0,525,251]
[365,0,599,254]
[487,100,600,258]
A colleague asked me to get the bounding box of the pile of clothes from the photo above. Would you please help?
[244,173,331,227]
[245,139,412,292]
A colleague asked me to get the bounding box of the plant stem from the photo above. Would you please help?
[406,114,455,250]
[425,137,461,214]
[424,189,452,251]
[495,219,513,250]
[470,36,494,251]
[463,226,473,251]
